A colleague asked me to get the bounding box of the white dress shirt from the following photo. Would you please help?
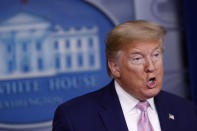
[114,81,161,131]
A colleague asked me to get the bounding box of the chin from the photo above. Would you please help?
[145,88,161,98]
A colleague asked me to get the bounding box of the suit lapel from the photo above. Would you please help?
[154,91,177,131]
[98,81,128,131]
[99,82,180,131]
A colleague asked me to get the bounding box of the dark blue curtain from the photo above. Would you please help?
[183,0,197,104]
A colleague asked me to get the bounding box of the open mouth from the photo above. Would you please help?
[149,77,156,83]
[146,77,157,88]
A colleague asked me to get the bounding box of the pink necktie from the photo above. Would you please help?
[136,101,154,131]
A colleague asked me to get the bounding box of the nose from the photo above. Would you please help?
[145,57,155,73]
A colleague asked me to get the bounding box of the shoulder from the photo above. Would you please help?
[56,80,114,113]
[59,88,104,111]
[156,90,197,110]
[155,91,197,130]
[52,81,114,130]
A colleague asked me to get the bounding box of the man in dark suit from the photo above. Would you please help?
[52,20,197,131]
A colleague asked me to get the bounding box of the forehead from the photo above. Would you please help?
[122,41,161,53]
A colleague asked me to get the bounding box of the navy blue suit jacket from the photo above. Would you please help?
[52,81,197,131]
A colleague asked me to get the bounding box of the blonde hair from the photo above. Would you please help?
[105,20,167,77]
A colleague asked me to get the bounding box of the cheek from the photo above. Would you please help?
[156,59,163,70]
[126,66,145,80]
[156,62,164,80]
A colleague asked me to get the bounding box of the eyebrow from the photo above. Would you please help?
[153,46,161,51]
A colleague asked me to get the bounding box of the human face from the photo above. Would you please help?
[108,41,163,100]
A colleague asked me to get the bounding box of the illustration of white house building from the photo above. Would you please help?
[0,12,100,79]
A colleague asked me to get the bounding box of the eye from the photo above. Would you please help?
[154,53,159,57]
[133,57,141,61]
[152,50,161,60]
[130,56,144,64]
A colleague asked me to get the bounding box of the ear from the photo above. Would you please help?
[108,60,120,78]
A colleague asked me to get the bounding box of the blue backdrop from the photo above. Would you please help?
[0,0,119,130]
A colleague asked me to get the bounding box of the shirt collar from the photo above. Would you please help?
[114,80,156,112]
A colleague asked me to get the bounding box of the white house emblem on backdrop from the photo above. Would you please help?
[0,12,100,80]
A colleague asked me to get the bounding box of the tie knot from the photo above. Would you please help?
[136,101,150,112]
